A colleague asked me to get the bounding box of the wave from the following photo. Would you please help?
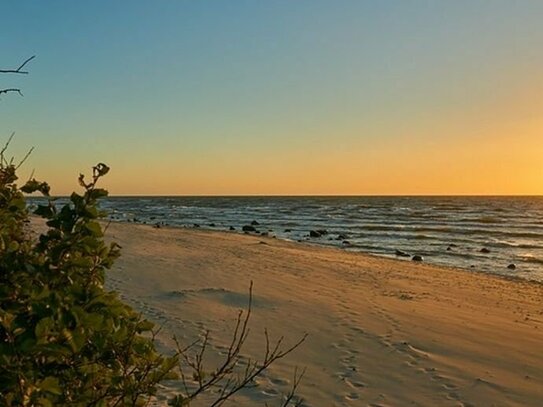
[92,196,543,281]
[517,255,543,265]
[431,205,466,211]
[472,216,502,224]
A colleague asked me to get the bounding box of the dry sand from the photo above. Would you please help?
[101,222,543,407]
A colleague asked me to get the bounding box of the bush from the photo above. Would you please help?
[0,158,177,406]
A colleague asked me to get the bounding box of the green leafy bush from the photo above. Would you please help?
[0,159,177,406]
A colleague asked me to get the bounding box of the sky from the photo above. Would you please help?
[1,1,542,195]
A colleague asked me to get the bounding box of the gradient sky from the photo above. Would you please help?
[1,1,542,195]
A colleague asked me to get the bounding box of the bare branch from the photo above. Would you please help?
[0,55,36,74]
[0,88,23,97]
[16,147,34,170]
[1,133,15,167]
[1,56,35,99]
[280,367,306,407]
[1,133,15,159]
[173,281,308,407]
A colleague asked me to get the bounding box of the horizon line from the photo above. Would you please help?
[28,194,543,198]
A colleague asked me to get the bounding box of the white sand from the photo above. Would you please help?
[102,222,543,406]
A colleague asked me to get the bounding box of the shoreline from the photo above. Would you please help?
[107,218,543,285]
[102,220,543,406]
[28,195,543,280]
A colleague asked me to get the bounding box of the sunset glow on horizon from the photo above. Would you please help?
[2,1,542,196]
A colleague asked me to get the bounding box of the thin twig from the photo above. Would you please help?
[15,147,34,169]
[0,55,36,74]
[174,281,308,406]
[0,88,23,97]
[280,367,306,407]
[1,133,16,167]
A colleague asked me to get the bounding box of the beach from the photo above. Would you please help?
[100,221,543,406]
[7,3,542,405]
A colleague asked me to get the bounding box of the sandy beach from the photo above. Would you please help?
[103,221,543,407]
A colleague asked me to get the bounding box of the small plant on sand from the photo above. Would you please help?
[1,58,305,406]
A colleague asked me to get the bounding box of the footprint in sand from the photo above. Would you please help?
[260,388,280,397]
[344,391,360,401]
[344,378,366,389]
[269,377,290,386]
[442,382,457,390]
[350,326,366,335]
[445,391,461,401]
[341,354,356,364]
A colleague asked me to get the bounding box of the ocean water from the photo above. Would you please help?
[30,196,543,281]
[88,196,542,282]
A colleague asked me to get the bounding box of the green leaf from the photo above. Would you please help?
[35,317,54,341]
[89,188,108,200]
[37,398,54,407]
[12,327,25,336]
[85,221,103,237]
[22,179,50,196]
[7,240,19,252]
[136,320,155,333]
[34,204,54,218]
[39,377,62,395]
[82,205,99,218]
[94,163,110,177]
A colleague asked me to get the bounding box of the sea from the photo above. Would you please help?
[31,196,543,282]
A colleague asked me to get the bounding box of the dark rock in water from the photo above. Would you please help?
[133,218,139,222]
[411,255,424,262]
[260,232,268,236]
[395,249,410,257]
[297,239,302,242]
[242,225,257,232]
[480,248,490,253]
[150,216,156,220]
[284,228,292,233]
[342,240,351,245]
[209,223,216,227]
[507,263,517,270]
[470,265,475,268]
[229,226,236,231]
[446,246,453,251]
[328,237,333,241]
[449,243,458,248]
[337,233,349,240]
[251,220,260,226]
[309,230,322,238]
[316,229,328,235]
[193,223,200,228]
